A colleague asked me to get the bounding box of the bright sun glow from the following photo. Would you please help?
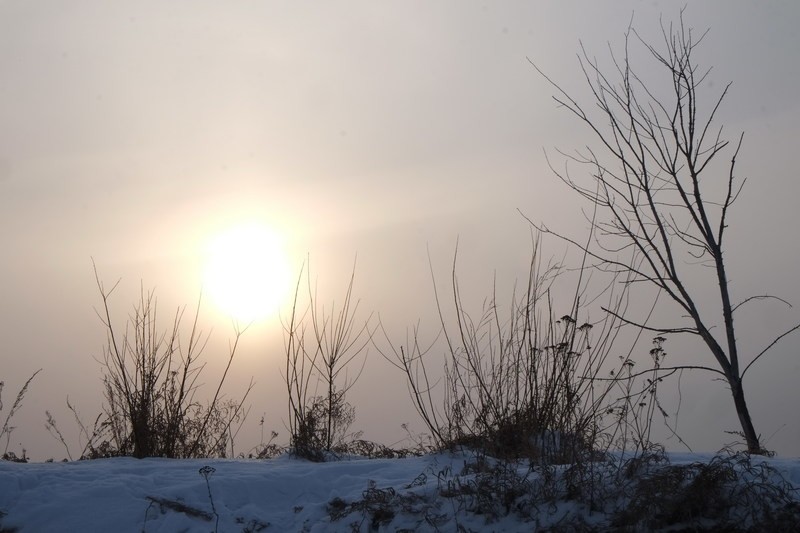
[203,222,292,324]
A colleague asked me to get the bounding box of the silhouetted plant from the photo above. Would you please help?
[92,263,251,458]
[610,450,800,530]
[0,370,40,461]
[199,465,220,533]
[282,261,372,461]
[379,236,648,463]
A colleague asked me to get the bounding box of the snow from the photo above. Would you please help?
[0,453,472,532]
[1,450,799,532]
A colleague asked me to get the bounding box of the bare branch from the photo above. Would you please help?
[741,323,800,379]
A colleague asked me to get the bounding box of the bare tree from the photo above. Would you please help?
[530,14,799,454]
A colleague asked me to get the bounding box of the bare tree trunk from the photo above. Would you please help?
[729,376,761,453]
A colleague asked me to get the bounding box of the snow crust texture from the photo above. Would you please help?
[1,451,799,532]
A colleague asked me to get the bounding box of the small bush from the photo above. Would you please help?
[283,262,372,461]
[291,392,357,462]
[91,266,251,458]
[380,238,646,464]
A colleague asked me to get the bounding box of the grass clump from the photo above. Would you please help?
[0,370,40,463]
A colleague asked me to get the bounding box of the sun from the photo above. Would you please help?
[202,222,292,324]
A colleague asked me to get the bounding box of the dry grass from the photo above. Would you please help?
[0,370,40,462]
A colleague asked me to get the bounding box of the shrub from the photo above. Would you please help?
[282,261,371,461]
[91,265,251,458]
[380,237,649,463]
[610,451,800,531]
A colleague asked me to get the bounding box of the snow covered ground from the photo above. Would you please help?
[1,450,799,532]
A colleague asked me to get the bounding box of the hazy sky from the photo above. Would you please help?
[2,1,799,459]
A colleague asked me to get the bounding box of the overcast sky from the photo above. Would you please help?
[2,1,799,459]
